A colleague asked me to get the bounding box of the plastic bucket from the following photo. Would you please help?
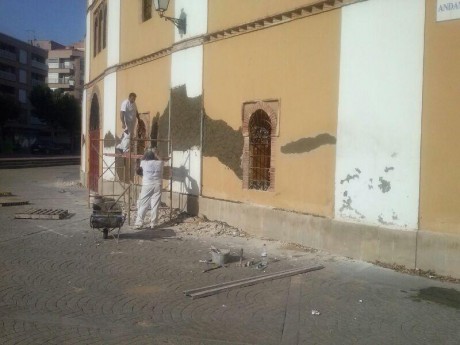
[211,249,230,265]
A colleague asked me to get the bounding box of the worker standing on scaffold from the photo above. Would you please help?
[119,92,140,152]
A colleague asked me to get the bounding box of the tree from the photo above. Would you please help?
[0,93,21,142]
[56,92,81,152]
[0,93,21,125]
[30,85,82,152]
[29,85,59,130]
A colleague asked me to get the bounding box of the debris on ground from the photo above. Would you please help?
[373,261,460,284]
[279,242,318,253]
[155,208,251,238]
[311,310,321,316]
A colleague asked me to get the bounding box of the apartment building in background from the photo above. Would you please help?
[0,32,48,149]
[34,40,85,101]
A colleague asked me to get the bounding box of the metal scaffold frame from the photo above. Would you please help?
[88,137,173,227]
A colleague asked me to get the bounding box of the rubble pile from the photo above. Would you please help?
[157,208,250,238]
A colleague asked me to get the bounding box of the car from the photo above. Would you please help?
[30,139,63,155]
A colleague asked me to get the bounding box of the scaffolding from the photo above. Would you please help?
[88,136,173,228]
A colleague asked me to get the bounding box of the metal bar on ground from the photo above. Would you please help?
[184,265,324,298]
[183,265,317,296]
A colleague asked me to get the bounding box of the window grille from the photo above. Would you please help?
[249,110,271,190]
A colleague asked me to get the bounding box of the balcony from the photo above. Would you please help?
[47,78,74,88]
[48,62,74,73]
[0,70,16,81]
[31,60,48,71]
[0,49,16,61]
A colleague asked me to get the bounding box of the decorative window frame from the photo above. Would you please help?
[242,100,279,191]
[93,1,107,57]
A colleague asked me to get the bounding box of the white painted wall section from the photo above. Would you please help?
[171,46,203,98]
[335,0,425,229]
[172,149,201,195]
[103,73,117,181]
[174,0,207,41]
[171,45,203,195]
[107,0,120,66]
[81,89,87,172]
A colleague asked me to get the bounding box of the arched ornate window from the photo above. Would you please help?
[248,110,272,190]
[242,100,278,191]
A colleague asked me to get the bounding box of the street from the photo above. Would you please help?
[0,166,459,344]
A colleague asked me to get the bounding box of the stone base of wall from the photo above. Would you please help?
[172,193,460,279]
[79,183,459,279]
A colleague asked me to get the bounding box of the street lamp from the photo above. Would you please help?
[153,0,186,35]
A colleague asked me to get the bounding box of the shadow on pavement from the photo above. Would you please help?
[116,227,178,241]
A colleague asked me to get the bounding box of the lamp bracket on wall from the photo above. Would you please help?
[159,12,186,35]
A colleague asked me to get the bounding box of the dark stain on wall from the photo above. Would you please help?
[115,85,245,181]
[103,131,116,148]
[339,196,365,219]
[170,85,202,151]
[203,110,244,180]
[281,133,336,154]
[340,173,359,184]
[378,177,391,193]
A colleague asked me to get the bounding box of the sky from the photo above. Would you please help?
[0,0,86,46]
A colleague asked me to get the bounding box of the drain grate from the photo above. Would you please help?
[15,208,69,220]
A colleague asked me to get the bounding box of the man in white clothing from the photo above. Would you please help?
[134,148,164,229]
[120,92,139,136]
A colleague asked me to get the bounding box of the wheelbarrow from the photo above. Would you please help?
[90,200,126,240]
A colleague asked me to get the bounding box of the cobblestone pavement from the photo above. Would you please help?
[0,166,459,344]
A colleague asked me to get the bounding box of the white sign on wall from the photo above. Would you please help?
[437,0,460,21]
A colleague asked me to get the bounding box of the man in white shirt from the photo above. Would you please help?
[120,92,139,136]
[134,148,164,229]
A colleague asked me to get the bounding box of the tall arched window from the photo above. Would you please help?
[142,0,152,21]
[249,110,271,190]
[102,5,107,49]
[93,17,98,57]
[97,9,103,53]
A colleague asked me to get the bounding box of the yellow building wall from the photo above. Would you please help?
[203,11,340,217]
[119,0,174,64]
[419,0,460,235]
[208,0,321,32]
[88,3,108,81]
[89,49,107,81]
[116,56,171,139]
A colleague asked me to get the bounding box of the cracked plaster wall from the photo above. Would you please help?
[170,46,203,195]
[335,0,425,229]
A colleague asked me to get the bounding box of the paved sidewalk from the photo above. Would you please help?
[0,166,459,344]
